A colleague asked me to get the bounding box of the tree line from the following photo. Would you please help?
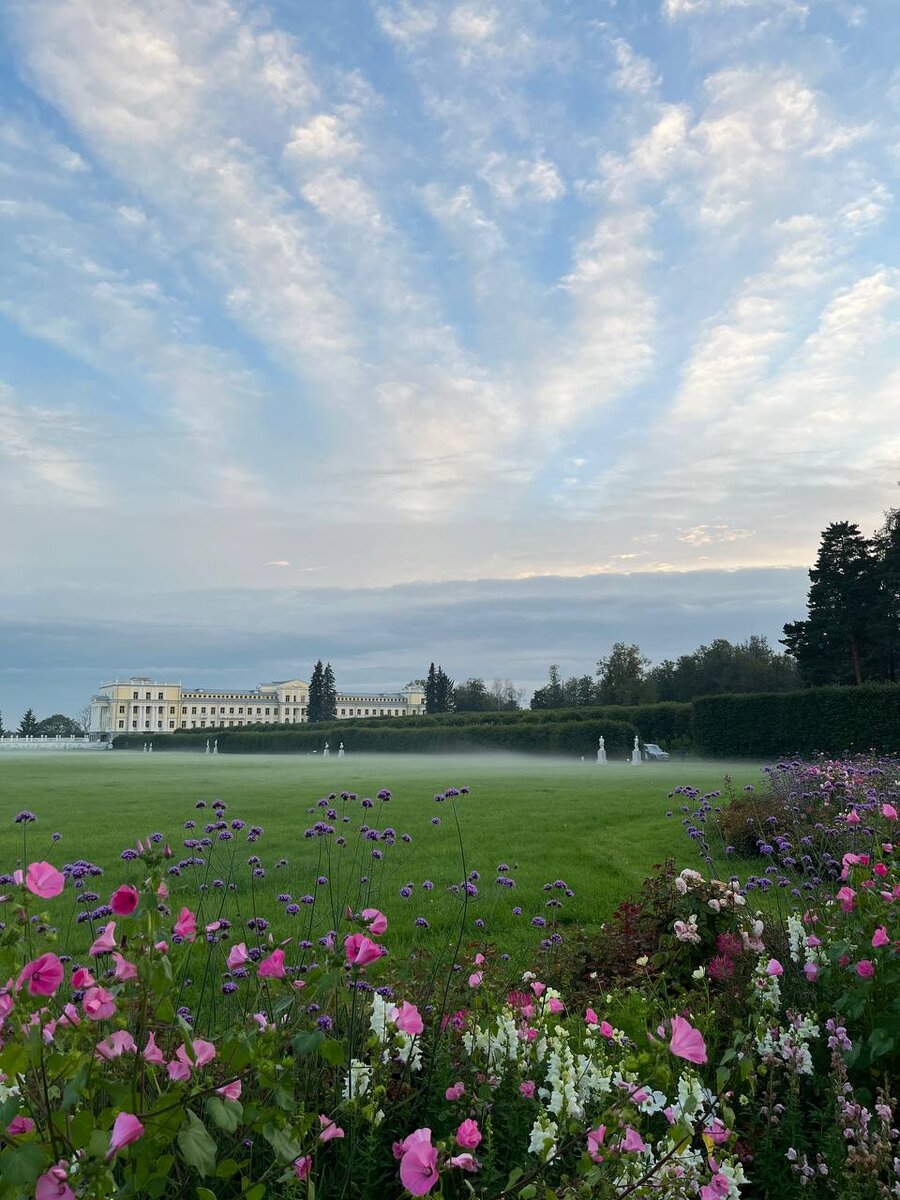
[0,709,89,737]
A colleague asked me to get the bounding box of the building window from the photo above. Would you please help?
[144,721,150,729]
[200,707,206,714]
[133,692,138,700]
[118,720,124,729]
[158,706,164,714]
[118,705,125,714]
[169,706,175,715]
[157,722,162,729]
[191,721,196,728]
[132,721,137,728]
[238,707,243,714]
[169,721,175,729]
[145,692,151,700]
[265,708,270,715]
[200,720,206,728]
[191,707,197,715]
[181,706,186,715]
[229,707,234,714]
[181,722,186,729]
[158,692,163,700]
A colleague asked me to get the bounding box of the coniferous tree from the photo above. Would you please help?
[18,708,39,736]
[307,660,325,723]
[872,508,900,682]
[0,710,4,736]
[425,663,438,714]
[322,663,337,722]
[782,522,879,685]
[434,666,454,713]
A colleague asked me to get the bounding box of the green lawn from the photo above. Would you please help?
[0,752,761,964]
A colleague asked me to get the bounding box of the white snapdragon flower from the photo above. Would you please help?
[342,1059,372,1100]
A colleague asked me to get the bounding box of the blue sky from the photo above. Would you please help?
[1,0,898,718]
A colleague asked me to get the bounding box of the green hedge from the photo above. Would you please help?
[114,718,638,758]
[691,684,900,758]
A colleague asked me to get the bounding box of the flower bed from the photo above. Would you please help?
[0,767,897,1198]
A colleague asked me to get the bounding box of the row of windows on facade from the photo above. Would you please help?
[115,707,415,729]
[131,690,304,702]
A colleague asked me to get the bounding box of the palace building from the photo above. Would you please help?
[88,676,426,739]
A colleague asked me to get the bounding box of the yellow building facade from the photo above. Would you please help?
[89,676,426,739]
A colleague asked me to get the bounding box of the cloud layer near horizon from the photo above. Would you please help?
[0,0,898,717]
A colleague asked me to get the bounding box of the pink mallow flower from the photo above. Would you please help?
[109,885,140,916]
[398,1129,439,1196]
[519,1081,535,1098]
[619,1127,647,1153]
[449,1153,479,1172]
[765,959,784,977]
[804,963,820,982]
[17,953,65,998]
[856,960,875,978]
[467,972,483,988]
[445,1082,465,1101]
[112,953,138,982]
[82,987,117,1021]
[319,1114,345,1142]
[71,967,94,989]
[89,923,117,957]
[668,1015,708,1064]
[36,1165,74,1200]
[8,1115,35,1135]
[258,948,286,979]
[293,1156,312,1180]
[25,862,65,900]
[217,1079,242,1102]
[587,1125,606,1163]
[392,1000,424,1036]
[106,1112,144,1159]
[872,927,890,948]
[227,943,249,970]
[142,1033,165,1065]
[95,1031,137,1060]
[836,887,856,913]
[882,803,898,821]
[456,1119,482,1150]
[360,907,388,936]
[173,908,196,941]
[344,933,384,968]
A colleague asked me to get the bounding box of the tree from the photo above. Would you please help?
[595,643,652,705]
[0,710,4,736]
[489,679,523,711]
[34,714,83,738]
[307,660,325,723]
[18,709,39,736]
[648,636,799,701]
[434,666,454,714]
[75,705,92,733]
[871,507,900,683]
[782,522,879,685]
[322,663,337,722]
[425,663,438,714]
[453,678,493,712]
[530,664,566,709]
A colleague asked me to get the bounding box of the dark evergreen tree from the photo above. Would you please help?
[436,667,454,713]
[18,708,39,736]
[307,660,325,723]
[0,710,4,736]
[871,508,900,683]
[322,663,338,721]
[782,522,878,685]
[425,663,438,714]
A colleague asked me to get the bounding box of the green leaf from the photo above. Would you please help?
[263,1122,303,1163]
[320,1038,345,1067]
[292,1030,325,1057]
[0,1142,47,1185]
[178,1110,218,1177]
[61,1064,90,1112]
[868,1027,894,1059]
[243,1185,266,1200]
[197,1188,217,1200]
[217,1159,241,1179]
[206,1096,242,1133]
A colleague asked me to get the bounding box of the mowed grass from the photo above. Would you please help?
[0,752,762,963]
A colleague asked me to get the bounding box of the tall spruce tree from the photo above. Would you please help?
[434,666,454,713]
[307,660,325,723]
[425,663,438,714]
[18,708,39,736]
[322,663,337,721]
[782,521,878,685]
[872,508,900,683]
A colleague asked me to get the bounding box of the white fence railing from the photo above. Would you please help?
[0,736,107,751]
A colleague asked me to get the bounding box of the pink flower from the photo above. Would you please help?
[25,861,65,900]
[445,1082,465,1101]
[7,1115,35,1135]
[258,949,286,979]
[227,943,249,970]
[217,1079,242,1102]
[360,907,388,936]
[154,941,169,954]
[598,1020,615,1039]
[399,1128,439,1196]
[467,972,483,988]
[668,1015,708,1065]
[701,1175,732,1200]
[803,963,820,982]
[173,908,196,941]
[392,1000,424,1036]
[836,887,856,913]
[548,997,564,1014]
[142,1032,165,1064]
[36,1165,74,1200]
[71,967,94,989]
[167,1059,191,1083]
[82,986,116,1021]
[704,1118,731,1145]
[765,959,784,977]
[874,863,888,877]
[293,1155,312,1180]
[449,1153,479,1172]
[456,1119,482,1150]
[112,953,138,982]
[882,803,898,820]
[619,1126,647,1153]
[856,959,875,978]
[0,980,13,1022]
[192,1039,217,1066]
[585,1007,598,1025]
[106,1112,144,1159]
[845,809,861,825]
[109,885,140,916]
[587,1125,606,1162]
[344,933,384,967]
[319,1114,345,1142]
[95,1031,137,1060]
[89,922,117,957]
[872,926,890,948]
[17,953,64,998]
[519,1080,535,1098]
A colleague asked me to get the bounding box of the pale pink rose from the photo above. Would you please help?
[89,923,117,957]
[845,809,861,825]
[25,862,65,900]
[530,981,546,996]
[258,949,286,979]
[82,986,116,1020]
[319,1114,345,1142]
[519,1080,535,1098]
[227,943,249,969]
[109,885,140,916]
[599,1020,615,1039]
[17,953,64,998]
[445,1082,465,1101]
[106,1112,144,1159]
[360,907,388,936]
[548,998,564,1014]
[455,1119,482,1150]
[881,803,898,820]
[173,908,196,941]
[467,971,483,988]
[112,953,138,982]
[803,963,820,982]
[585,1007,599,1025]
[391,1000,424,1035]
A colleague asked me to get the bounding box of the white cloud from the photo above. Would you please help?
[0,383,103,504]
[284,114,361,162]
[678,524,756,544]
[610,38,660,97]
[478,152,566,204]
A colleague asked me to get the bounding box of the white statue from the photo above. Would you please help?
[596,735,607,766]
[338,742,344,758]
[631,735,643,766]
[323,741,330,758]
[213,739,218,755]
[205,739,210,755]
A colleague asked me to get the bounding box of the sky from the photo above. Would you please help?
[1,0,899,720]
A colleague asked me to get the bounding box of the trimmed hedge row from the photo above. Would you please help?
[114,718,638,758]
[692,684,900,758]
